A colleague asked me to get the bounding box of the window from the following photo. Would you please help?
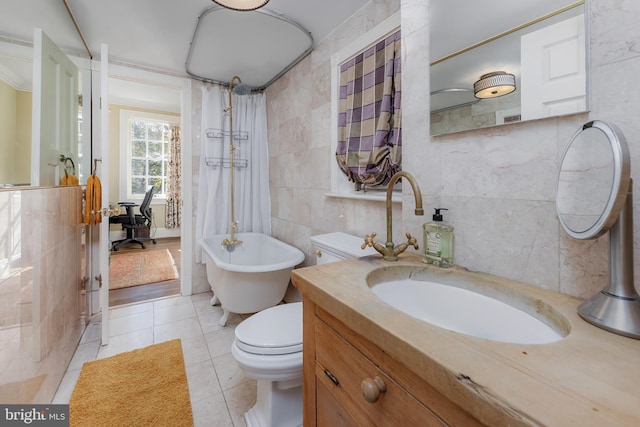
[329,12,401,201]
[120,110,177,200]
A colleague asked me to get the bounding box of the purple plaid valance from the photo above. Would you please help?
[336,29,401,187]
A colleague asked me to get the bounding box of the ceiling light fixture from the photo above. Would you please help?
[473,71,516,99]
[212,0,269,11]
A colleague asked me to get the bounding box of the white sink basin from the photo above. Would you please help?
[369,271,567,344]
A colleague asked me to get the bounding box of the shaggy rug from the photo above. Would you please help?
[70,339,193,427]
[109,249,178,290]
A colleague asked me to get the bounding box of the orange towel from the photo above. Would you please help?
[84,174,102,225]
[60,174,79,186]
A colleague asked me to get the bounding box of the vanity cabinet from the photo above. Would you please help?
[302,297,484,426]
[294,254,640,426]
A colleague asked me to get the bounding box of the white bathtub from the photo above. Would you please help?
[200,232,305,326]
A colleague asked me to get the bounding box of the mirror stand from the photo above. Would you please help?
[578,179,640,339]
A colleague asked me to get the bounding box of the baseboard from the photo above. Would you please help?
[110,227,180,241]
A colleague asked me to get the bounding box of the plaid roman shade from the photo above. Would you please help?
[336,29,401,187]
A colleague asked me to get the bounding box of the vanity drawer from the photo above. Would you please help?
[316,380,360,426]
[315,317,447,426]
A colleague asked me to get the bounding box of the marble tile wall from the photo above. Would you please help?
[0,186,87,403]
[266,0,403,268]
[264,0,640,301]
[402,0,640,300]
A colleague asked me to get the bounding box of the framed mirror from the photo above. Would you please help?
[430,0,588,136]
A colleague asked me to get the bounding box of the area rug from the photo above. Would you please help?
[109,249,178,290]
[70,339,193,427]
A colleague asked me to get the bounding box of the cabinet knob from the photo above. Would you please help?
[361,376,386,403]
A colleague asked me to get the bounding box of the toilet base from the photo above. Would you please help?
[244,378,302,427]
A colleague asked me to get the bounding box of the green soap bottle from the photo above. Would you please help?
[423,208,454,268]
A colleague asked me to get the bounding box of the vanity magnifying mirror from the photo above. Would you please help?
[430,0,589,136]
[556,120,640,339]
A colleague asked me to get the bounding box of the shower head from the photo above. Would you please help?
[232,83,250,96]
[229,75,250,96]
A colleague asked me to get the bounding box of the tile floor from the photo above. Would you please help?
[52,292,256,427]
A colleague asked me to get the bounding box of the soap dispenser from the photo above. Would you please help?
[423,208,454,268]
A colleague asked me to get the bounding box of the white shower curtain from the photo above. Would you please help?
[195,84,271,262]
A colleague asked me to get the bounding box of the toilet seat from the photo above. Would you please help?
[235,302,303,355]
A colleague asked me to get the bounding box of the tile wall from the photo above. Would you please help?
[266,0,403,267]
[0,186,87,403]
[265,0,640,301]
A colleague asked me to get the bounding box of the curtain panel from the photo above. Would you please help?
[195,85,271,263]
[166,126,181,228]
[336,29,402,187]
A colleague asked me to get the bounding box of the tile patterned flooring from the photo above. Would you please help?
[52,292,256,427]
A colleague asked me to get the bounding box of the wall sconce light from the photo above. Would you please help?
[473,71,516,99]
[212,0,269,11]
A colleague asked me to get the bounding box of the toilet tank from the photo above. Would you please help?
[310,232,378,265]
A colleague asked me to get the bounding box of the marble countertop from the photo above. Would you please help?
[292,253,640,426]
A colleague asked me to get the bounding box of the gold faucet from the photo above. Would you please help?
[362,171,424,261]
[222,220,243,251]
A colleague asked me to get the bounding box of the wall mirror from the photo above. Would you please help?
[0,9,91,188]
[556,120,640,339]
[430,0,588,137]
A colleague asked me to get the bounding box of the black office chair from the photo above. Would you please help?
[109,187,157,251]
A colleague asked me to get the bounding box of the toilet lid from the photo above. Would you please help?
[235,302,303,355]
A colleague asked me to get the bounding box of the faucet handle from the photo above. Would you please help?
[362,232,377,249]
[406,232,419,250]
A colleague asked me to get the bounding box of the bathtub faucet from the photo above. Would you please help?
[362,171,424,261]
[221,236,242,252]
[222,221,243,252]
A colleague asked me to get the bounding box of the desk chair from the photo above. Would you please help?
[109,187,157,251]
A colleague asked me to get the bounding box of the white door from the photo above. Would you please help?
[520,14,586,121]
[98,44,111,345]
[31,28,79,187]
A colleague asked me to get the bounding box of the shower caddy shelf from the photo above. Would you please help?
[205,128,249,169]
[205,158,248,169]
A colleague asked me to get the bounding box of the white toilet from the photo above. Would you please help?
[232,302,303,427]
[231,232,377,427]
[311,231,377,265]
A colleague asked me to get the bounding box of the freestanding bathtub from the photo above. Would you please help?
[200,232,305,326]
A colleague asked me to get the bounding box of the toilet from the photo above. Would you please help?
[231,302,303,427]
[310,231,378,265]
[231,232,377,427]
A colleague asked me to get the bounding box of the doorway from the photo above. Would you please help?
[106,72,188,308]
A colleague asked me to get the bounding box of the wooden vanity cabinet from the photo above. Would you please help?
[302,297,484,426]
